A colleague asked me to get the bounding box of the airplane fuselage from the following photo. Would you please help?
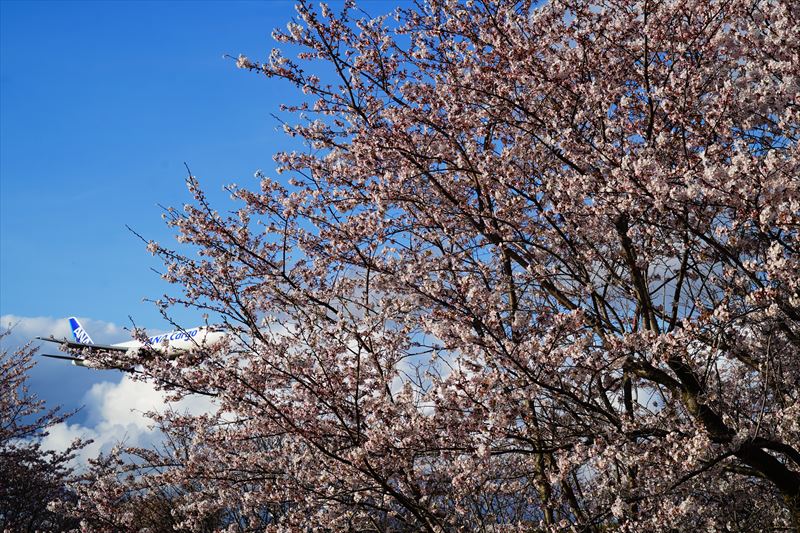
[112,326,228,354]
[38,319,230,370]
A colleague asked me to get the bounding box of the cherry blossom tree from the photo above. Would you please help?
[0,331,84,532]
[73,0,799,530]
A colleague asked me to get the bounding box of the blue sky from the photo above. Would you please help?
[1,0,301,324]
[0,0,340,435]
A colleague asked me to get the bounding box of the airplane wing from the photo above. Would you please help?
[36,336,130,353]
[40,353,136,372]
[41,353,84,362]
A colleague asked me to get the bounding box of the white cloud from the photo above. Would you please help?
[1,314,73,340]
[1,314,214,468]
[0,314,129,348]
[41,375,216,467]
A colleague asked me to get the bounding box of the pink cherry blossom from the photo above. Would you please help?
[69,0,799,530]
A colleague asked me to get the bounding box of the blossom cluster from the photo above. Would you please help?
[68,0,799,530]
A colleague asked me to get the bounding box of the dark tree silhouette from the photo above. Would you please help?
[0,331,85,532]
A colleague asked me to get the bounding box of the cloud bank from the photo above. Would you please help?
[0,314,128,345]
[2,314,214,467]
[42,375,216,466]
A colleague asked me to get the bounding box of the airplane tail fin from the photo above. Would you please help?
[68,317,94,345]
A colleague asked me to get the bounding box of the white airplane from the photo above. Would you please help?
[37,317,228,370]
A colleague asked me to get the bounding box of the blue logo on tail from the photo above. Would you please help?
[68,317,94,345]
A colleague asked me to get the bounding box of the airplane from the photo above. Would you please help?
[37,317,228,370]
